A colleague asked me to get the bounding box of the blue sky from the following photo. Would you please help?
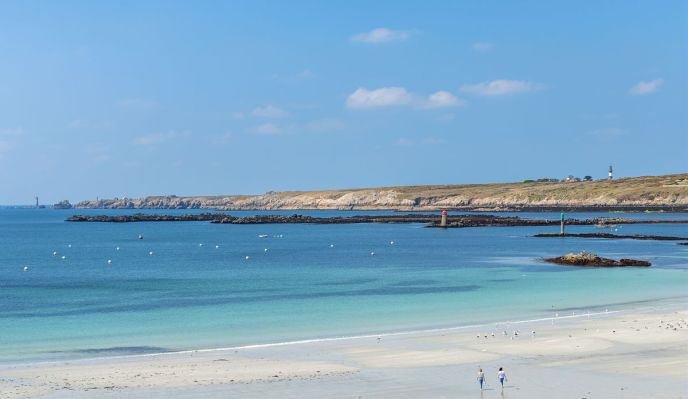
[0,1,686,204]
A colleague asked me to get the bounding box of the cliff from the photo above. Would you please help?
[74,173,688,212]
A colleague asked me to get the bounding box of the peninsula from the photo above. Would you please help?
[70,174,688,212]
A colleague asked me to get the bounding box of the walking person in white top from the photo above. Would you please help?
[497,367,507,391]
[477,368,486,390]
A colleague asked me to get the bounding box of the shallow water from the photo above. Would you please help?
[1,208,687,362]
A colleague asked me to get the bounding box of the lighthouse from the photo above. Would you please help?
[608,165,613,180]
[440,210,447,227]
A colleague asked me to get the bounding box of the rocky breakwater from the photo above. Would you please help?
[67,213,228,222]
[543,252,651,267]
[534,232,688,241]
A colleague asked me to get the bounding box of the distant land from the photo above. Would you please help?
[70,174,688,212]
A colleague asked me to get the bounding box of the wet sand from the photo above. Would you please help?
[2,305,686,398]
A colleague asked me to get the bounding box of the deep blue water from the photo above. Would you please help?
[1,208,687,363]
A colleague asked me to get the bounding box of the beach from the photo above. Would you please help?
[2,304,686,398]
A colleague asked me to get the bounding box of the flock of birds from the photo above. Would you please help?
[21,234,397,272]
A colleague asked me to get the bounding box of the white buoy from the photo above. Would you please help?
[390,241,394,245]
[370,252,375,256]
[215,245,219,249]
[61,255,66,260]
[245,255,250,260]
[264,248,268,252]
[199,243,203,247]
[23,266,28,271]
[116,246,120,251]
[330,244,334,248]
[107,259,112,264]
[67,244,72,248]
[53,251,58,256]
[149,251,154,256]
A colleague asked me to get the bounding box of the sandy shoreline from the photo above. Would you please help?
[2,301,687,398]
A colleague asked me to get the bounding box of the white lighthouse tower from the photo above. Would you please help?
[608,165,613,180]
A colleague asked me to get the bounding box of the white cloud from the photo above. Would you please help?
[0,127,25,136]
[346,87,414,109]
[351,28,410,44]
[252,105,289,118]
[395,138,414,147]
[117,98,160,110]
[84,144,111,162]
[588,127,626,137]
[254,123,281,135]
[347,87,464,110]
[422,137,446,145]
[0,140,12,156]
[133,131,190,146]
[297,69,316,79]
[472,42,493,52]
[69,119,110,129]
[423,91,465,108]
[308,118,344,131]
[209,132,233,144]
[460,80,544,96]
[231,112,245,120]
[629,79,663,95]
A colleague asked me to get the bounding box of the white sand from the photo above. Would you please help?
[1,306,687,398]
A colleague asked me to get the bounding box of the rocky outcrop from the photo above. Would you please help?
[72,174,688,212]
[53,200,73,209]
[543,252,651,267]
[534,233,688,241]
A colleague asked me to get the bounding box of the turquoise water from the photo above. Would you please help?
[1,208,687,363]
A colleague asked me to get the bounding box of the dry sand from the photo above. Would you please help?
[1,306,687,398]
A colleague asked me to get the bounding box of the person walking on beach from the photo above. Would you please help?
[477,368,486,390]
[497,367,507,390]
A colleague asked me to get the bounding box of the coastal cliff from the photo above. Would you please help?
[74,174,688,212]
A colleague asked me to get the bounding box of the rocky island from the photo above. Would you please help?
[543,252,651,267]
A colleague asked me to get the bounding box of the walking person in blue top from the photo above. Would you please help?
[497,367,508,391]
[477,368,486,390]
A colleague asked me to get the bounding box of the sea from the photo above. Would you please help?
[1,208,686,363]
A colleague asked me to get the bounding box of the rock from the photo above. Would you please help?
[543,252,651,267]
[53,200,72,209]
[535,233,688,241]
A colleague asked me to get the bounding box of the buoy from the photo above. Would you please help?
[264,248,268,252]
[245,256,250,260]
[390,241,394,245]
[149,251,154,256]
[370,252,375,256]
[215,245,219,249]
[53,251,58,256]
[61,255,66,260]
[139,234,144,240]
[107,259,112,264]
[67,244,72,248]
[199,243,203,247]
[330,244,334,248]
[116,246,120,251]
[23,266,28,271]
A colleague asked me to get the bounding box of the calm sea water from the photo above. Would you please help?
[1,208,687,363]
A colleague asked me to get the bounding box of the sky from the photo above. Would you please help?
[0,0,686,204]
